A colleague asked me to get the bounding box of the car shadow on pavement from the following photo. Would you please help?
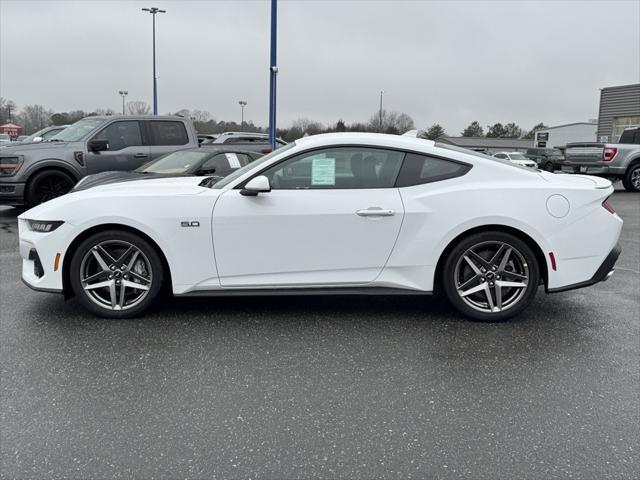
[22,289,606,364]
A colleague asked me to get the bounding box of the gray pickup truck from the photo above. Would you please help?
[563,127,640,192]
[0,115,198,206]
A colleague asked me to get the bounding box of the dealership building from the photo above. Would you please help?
[595,83,640,143]
[534,122,597,148]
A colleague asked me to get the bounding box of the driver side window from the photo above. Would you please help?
[93,121,143,151]
[260,147,404,189]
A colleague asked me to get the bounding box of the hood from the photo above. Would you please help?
[538,171,612,189]
[72,170,191,192]
[0,141,71,154]
[20,175,212,221]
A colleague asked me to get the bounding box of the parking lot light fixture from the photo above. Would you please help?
[118,90,128,115]
[239,100,247,130]
[141,7,166,115]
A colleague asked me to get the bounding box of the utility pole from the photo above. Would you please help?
[379,90,384,133]
[268,0,278,150]
[141,7,166,115]
[118,90,128,115]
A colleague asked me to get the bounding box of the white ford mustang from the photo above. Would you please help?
[18,133,622,321]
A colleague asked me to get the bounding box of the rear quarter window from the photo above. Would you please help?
[149,121,189,146]
[396,153,471,187]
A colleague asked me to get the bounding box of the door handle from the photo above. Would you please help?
[134,153,148,158]
[356,207,395,217]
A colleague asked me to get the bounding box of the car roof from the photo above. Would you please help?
[294,132,436,152]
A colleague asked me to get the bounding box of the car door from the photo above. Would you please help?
[85,120,149,173]
[146,120,191,161]
[212,146,405,287]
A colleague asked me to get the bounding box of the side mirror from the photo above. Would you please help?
[240,175,271,196]
[88,139,109,152]
[32,136,43,143]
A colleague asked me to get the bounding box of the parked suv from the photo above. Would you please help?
[201,132,287,154]
[525,147,564,171]
[0,115,198,206]
[563,127,640,192]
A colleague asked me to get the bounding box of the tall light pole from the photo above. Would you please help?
[141,7,166,115]
[379,90,384,133]
[268,0,277,150]
[118,90,128,115]
[239,100,247,130]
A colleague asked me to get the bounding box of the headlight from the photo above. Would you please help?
[27,220,64,232]
[0,156,23,176]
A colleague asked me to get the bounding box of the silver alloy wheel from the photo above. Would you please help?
[79,240,152,311]
[632,166,640,189]
[454,241,529,313]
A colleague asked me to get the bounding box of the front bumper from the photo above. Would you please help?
[547,243,621,293]
[0,181,26,205]
[19,219,73,294]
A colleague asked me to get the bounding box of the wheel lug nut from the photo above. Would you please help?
[109,274,113,279]
[489,282,494,286]
[496,275,500,279]
[481,278,485,282]
[110,265,115,270]
[492,266,497,271]
[120,265,126,270]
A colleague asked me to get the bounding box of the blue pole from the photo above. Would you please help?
[268,0,277,150]
[152,12,158,115]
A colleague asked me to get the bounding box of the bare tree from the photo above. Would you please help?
[126,100,151,116]
[15,104,54,134]
[0,98,17,124]
[367,110,415,134]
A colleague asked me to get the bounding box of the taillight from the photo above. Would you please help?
[260,148,272,154]
[603,147,617,161]
[602,197,616,214]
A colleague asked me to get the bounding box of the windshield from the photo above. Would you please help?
[141,150,210,174]
[435,143,534,171]
[211,142,296,189]
[508,153,528,160]
[49,117,104,142]
[23,126,51,142]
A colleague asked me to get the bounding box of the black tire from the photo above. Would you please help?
[543,161,555,172]
[622,163,640,192]
[442,231,540,322]
[26,169,76,206]
[69,230,164,318]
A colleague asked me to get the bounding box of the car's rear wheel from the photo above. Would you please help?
[622,163,640,192]
[69,230,164,318]
[26,169,75,206]
[442,231,540,321]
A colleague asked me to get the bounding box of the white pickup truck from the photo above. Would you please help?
[563,127,640,192]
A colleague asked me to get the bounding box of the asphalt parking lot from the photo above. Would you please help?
[1,190,638,479]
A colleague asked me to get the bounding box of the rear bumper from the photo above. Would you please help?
[547,243,621,293]
[560,163,626,176]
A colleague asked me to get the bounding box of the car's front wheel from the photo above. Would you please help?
[442,231,540,321]
[26,169,75,206]
[543,161,555,172]
[69,230,164,318]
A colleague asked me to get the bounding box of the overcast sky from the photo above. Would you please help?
[1,0,639,133]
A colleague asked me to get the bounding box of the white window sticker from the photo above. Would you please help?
[225,152,241,168]
[311,157,336,185]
